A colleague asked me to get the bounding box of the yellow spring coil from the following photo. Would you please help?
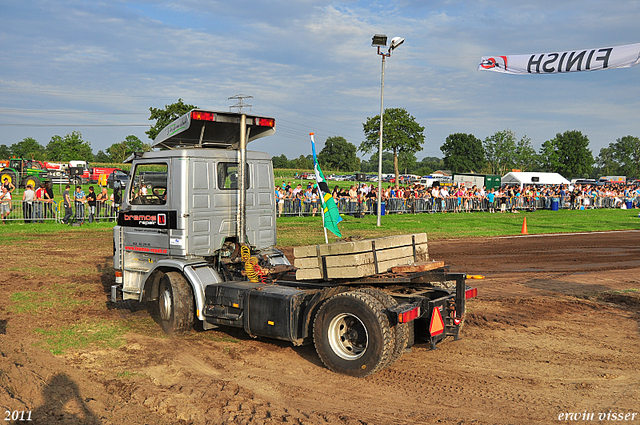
[241,245,260,283]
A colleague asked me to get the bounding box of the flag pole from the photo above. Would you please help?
[321,209,329,244]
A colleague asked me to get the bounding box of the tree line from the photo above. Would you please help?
[278,108,640,180]
[0,132,151,164]
[4,99,637,180]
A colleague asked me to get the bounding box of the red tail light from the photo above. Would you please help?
[256,118,275,127]
[191,111,215,121]
[398,306,420,323]
[465,287,478,299]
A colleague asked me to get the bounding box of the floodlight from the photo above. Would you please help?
[372,34,387,47]
[390,37,405,51]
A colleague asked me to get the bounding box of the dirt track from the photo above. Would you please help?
[1,230,639,424]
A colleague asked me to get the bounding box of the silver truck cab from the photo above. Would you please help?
[112,110,280,316]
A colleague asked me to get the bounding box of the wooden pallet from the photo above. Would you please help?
[294,233,429,280]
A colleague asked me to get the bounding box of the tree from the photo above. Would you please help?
[360,152,394,174]
[318,136,359,172]
[11,137,46,160]
[440,133,486,173]
[539,130,593,178]
[612,135,640,178]
[360,108,425,187]
[294,154,313,170]
[106,135,151,163]
[46,131,93,162]
[483,130,517,175]
[271,154,293,169]
[0,145,10,159]
[94,150,111,163]
[146,99,197,141]
[514,135,538,172]
[415,156,444,176]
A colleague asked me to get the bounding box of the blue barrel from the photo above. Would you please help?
[625,201,633,209]
[381,202,386,216]
[551,199,559,211]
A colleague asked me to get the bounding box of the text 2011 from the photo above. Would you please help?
[4,411,32,421]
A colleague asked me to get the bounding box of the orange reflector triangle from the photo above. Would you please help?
[429,306,444,336]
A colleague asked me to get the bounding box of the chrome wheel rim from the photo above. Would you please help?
[327,313,368,360]
[159,285,172,321]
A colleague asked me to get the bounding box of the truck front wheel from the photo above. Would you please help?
[313,291,393,377]
[158,272,194,335]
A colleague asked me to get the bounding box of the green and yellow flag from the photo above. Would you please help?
[310,133,342,238]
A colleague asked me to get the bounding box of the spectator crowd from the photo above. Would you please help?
[275,180,640,217]
[0,181,118,225]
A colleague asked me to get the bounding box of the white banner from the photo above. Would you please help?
[478,42,640,75]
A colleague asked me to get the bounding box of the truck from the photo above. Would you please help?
[111,109,476,377]
[0,158,61,189]
[452,173,501,190]
[598,176,626,184]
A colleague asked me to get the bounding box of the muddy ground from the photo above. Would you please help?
[1,230,639,424]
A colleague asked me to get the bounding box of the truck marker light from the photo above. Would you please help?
[429,307,444,336]
[465,288,478,299]
[191,111,215,121]
[115,271,123,284]
[232,303,239,308]
[268,321,274,326]
[398,306,420,323]
[256,118,275,127]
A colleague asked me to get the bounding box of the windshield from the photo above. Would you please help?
[128,163,167,205]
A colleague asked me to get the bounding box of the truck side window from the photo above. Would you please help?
[129,163,168,205]
[218,163,249,190]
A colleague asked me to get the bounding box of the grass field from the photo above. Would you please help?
[0,208,637,247]
[275,208,640,246]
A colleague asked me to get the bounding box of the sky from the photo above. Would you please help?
[1,0,640,162]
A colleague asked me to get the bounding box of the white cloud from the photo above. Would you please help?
[0,0,639,163]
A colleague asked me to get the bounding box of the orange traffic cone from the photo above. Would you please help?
[521,217,528,235]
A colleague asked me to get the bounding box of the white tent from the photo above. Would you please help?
[501,172,570,187]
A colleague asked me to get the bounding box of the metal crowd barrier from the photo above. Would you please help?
[0,199,118,223]
[276,195,640,217]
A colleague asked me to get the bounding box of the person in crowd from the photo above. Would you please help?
[487,188,496,213]
[35,183,47,222]
[2,177,15,194]
[44,182,54,219]
[96,187,109,222]
[62,185,73,224]
[276,187,285,217]
[310,187,319,217]
[73,185,86,223]
[87,186,97,223]
[0,186,11,224]
[22,184,35,223]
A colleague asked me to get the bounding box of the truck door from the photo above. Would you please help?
[119,162,172,264]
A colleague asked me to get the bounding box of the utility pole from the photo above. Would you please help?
[228,94,253,113]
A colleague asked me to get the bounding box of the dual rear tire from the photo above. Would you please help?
[313,290,407,377]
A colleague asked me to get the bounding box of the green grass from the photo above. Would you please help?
[9,284,93,313]
[0,205,637,248]
[0,221,114,237]
[34,319,128,355]
[276,208,640,246]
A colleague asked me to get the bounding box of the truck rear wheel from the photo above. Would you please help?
[313,291,393,377]
[158,272,194,335]
[356,288,409,367]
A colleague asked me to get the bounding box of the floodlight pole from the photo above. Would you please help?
[376,48,389,227]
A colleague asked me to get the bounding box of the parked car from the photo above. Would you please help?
[107,169,130,189]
